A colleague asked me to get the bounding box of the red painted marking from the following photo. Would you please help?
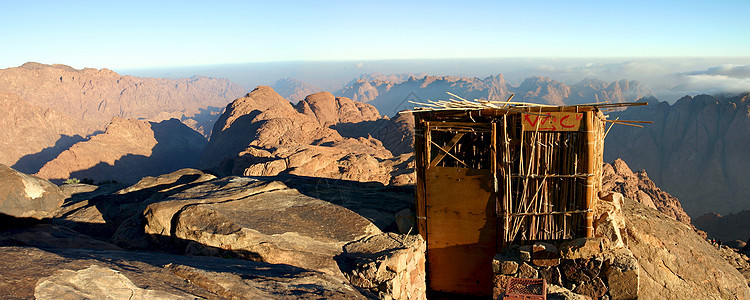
[560,115,576,128]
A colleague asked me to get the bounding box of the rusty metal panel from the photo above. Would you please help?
[425,167,496,296]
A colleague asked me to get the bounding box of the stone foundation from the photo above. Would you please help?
[492,192,640,300]
[340,232,426,300]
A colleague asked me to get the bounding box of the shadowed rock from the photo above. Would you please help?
[36,118,207,184]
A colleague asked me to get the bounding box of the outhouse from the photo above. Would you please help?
[412,101,642,296]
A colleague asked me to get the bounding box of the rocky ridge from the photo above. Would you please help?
[694,210,750,243]
[339,74,651,115]
[0,63,245,178]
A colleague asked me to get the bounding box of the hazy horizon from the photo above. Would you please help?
[115,57,750,103]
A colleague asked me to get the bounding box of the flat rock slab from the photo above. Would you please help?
[143,177,381,276]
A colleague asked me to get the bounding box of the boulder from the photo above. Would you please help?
[0,164,64,219]
[572,276,607,299]
[602,248,640,300]
[546,284,590,300]
[517,262,538,278]
[142,177,381,276]
[531,242,560,267]
[492,253,519,275]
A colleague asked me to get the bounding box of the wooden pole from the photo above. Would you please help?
[416,119,429,239]
[584,111,596,237]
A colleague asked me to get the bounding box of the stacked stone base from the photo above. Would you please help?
[341,232,426,300]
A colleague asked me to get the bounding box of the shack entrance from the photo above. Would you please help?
[412,102,640,297]
[424,123,496,294]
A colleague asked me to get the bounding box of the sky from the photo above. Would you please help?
[2,0,750,70]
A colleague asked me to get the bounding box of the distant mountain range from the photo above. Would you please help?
[605,93,750,217]
[0,63,244,179]
[0,62,244,136]
[271,78,322,103]
[333,74,652,115]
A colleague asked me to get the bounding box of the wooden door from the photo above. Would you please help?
[425,167,496,296]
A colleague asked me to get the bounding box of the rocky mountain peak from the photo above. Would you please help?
[295,92,380,127]
[602,159,692,225]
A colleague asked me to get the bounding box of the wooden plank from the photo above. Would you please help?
[429,121,492,129]
[522,112,584,132]
[426,167,496,296]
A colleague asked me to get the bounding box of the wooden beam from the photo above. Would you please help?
[429,133,466,168]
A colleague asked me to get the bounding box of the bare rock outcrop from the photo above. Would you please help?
[341,232,427,299]
[1,166,417,299]
[36,117,207,184]
[623,198,750,299]
[295,91,380,127]
[0,164,64,219]
[198,86,413,185]
[602,159,691,225]
[0,244,366,299]
[35,265,192,299]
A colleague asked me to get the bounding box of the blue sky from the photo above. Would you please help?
[1,0,749,69]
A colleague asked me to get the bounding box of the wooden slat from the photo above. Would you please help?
[426,167,496,296]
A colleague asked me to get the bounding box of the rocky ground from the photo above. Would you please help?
[0,164,424,299]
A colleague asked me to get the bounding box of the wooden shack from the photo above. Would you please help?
[412,100,643,296]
